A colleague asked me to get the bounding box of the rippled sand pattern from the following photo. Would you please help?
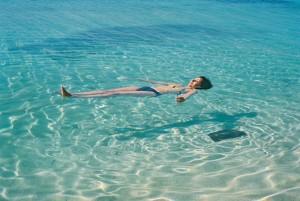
[0,0,300,200]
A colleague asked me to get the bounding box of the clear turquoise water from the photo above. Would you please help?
[1,0,300,200]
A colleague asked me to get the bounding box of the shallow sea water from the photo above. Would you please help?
[1,0,300,200]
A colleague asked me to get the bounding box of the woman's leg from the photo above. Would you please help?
[73,90,157,98]
[61,86,140,97]
[61,86,157,98]
[72,86,140,96]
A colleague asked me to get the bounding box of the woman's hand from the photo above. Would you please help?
[176,96,185,102]
[176,89,197,103]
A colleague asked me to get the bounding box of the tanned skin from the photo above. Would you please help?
[61,77,205,103]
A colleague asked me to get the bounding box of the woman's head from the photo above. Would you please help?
[188,76,213,90]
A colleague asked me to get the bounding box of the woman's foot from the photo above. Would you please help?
[60,86,72,97]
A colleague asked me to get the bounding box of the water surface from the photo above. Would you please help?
[0,0,300,200]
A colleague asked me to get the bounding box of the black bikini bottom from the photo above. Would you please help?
[137,86,161,96]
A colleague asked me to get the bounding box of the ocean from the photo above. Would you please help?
[0,0,300,200]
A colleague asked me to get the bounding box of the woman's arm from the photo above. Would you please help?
[138,79,178,86]
[176,89,197,102]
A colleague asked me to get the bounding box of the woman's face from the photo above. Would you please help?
[188,77,203,89]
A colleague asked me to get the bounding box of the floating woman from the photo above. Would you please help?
[60,76,212,102]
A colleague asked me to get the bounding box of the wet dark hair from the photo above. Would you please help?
[196,76,213,90]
